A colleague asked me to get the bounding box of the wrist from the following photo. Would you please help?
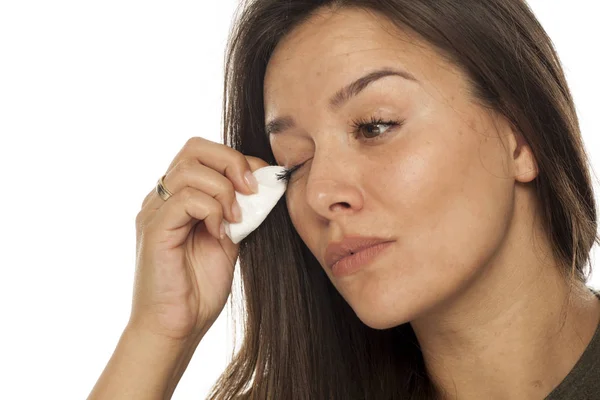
[122,323,202,354]
[87,323,202,399]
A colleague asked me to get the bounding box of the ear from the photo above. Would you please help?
[509,129,539,183]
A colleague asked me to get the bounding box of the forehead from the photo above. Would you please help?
[263,7,449,110]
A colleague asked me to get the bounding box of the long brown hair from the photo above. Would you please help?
[208,1,599,398]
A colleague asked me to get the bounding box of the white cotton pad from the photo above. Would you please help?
[222,165,288,244]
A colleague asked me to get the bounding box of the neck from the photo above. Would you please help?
[410,188,600,399]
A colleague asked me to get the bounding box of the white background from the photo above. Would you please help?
[1,1,598,399]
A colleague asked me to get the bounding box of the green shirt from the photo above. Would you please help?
[544,287,600,399]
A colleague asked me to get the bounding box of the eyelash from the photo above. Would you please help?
[275,116,403,182]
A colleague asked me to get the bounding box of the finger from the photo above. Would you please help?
[140,139,270,215]
[145,187,225,246]
[145,158,239,224]
[141,188,155,209]
[245,155,271,173]
[177,137,258,196]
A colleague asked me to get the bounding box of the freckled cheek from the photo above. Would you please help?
[381,134,471,214]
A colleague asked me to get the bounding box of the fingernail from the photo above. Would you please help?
[244,171,259,194]
[220,222,226,239]
[231,200,243,223]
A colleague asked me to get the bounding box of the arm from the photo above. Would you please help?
[87,325,204,400]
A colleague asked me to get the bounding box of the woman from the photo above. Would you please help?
[88,0,600,399]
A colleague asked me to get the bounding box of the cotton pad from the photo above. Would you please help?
[222,165,288,244]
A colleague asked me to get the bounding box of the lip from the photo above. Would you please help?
[324,236,395,270]
[330,241,394,277]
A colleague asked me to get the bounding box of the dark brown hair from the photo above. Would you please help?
[208,0,599,398]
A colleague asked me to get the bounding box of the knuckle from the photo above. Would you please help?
[209,202,223,220]
[184,136,204,151]
[175,158,196,177]
[216,179,235,202]
[135,211,148,232]
[232,151,249,172]
[178,187,222,220]
[135,211,143,227]
[141,190,154,208]
[179,186,196,203]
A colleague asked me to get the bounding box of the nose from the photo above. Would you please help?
[304,151,365,221]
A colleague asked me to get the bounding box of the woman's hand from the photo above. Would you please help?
[130,137,269,341]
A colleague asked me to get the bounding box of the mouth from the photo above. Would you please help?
[329,241,395,278]
[324,236,395,269]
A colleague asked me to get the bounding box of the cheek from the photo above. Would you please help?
[347,122,515,325]
[385,123,513,289]
[285,188,310,238]
[284,184,326,264]
[284,192,297,227]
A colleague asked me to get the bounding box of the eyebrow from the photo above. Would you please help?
[265,67,417,137]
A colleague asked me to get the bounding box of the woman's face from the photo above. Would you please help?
[264,7,531,329]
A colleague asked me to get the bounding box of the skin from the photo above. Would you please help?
[263,6,600,400]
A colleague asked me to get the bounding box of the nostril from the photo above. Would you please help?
[331,202,352,211]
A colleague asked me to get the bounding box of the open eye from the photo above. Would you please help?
[350,116,403,141]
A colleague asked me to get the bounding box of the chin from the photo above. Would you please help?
[363,319,403,330]
[354,308,412,330]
